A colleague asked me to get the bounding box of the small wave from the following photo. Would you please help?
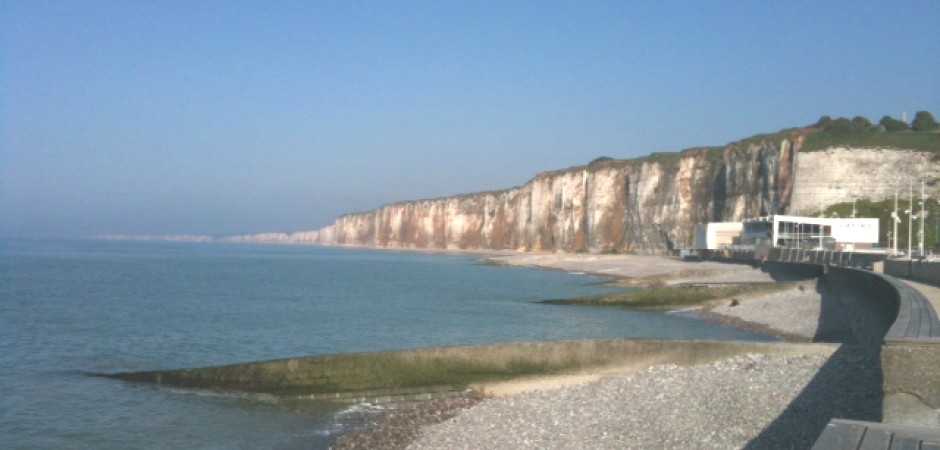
[667,306,703,314]
[162,387,281,404]
[335,402,389,418]
[306,402,391,438]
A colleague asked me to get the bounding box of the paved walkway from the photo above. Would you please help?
[874,262,940,315]
[895,278,940,315]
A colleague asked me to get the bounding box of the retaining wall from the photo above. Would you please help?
[866,259,940,427]
[749,255,939,427]
[822,267,899,348]
[884,258,940,286]
[794,264,939,428]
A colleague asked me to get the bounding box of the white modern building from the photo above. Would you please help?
[693,222,744,250]
[741,215,879,251]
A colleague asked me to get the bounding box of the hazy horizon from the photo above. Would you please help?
[3,1,939,239]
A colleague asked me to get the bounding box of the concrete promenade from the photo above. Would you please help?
[897,278,940,315]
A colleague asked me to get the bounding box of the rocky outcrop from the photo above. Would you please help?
[245,135,940,254]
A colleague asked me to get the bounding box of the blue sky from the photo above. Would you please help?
[3,1,939,238]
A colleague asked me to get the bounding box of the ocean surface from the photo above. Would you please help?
[0,239,773,449]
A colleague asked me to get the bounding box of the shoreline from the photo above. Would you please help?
[693,306,813,343]
[333,253,831,449]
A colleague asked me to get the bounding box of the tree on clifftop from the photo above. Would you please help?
[912,111,938,131]
[851,116,872,131]
[814,115,873,133]
[589,156,615,166]
[879,115,910,131]
[826,117,854,133]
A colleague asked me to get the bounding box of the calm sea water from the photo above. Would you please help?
[0,239,772,449]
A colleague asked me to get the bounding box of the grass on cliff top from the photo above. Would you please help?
[722,127,940,154]
[541,283,794,311]
[628,129,939,169]
[801,130,940,153]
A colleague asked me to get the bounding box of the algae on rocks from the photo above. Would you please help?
[97,339,832,399]
[541,283,794,311]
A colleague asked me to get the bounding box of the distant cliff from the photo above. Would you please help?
[315,137,797,253]
[241,129,940,254]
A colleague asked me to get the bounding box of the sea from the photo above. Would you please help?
[0,239,773,449]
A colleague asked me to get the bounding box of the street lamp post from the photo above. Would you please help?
[893,186,899,256]
[920,176,927,257]
[909,179,915,258]
[906,209,914,258]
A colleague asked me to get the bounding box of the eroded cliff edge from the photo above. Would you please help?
[228,133,939,253]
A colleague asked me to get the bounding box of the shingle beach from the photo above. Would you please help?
[334,254,883,450]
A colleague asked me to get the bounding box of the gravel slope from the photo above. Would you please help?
[694,280,824,341]
[334,256,882,450]
[407,349,881,450]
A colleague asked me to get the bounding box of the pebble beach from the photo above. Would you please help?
[334,254,883,450]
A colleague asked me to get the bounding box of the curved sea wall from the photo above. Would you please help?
[787,263,939,428]
[857,265,940,428]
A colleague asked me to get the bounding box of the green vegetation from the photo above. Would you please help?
[103,340,826,398]
[540,283,793,311]
[802,130,940,153]
[802,111,940,153]
[913,111,939,132]
[394,111,936,196]
[822,198,940,251]
[572,112,938,177]
[588,156,616,166]
[880,115,910,131]
[106,345,601,396]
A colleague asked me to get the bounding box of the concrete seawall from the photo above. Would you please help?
[874,259,940,427]
[763,262,939,427]
[885,258,940,284]
[821,267,899,348]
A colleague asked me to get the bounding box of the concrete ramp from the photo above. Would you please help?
[97,339,835,401]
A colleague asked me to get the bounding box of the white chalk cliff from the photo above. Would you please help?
[243,131,940,254]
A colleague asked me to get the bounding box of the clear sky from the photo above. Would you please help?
[3,1,939,238]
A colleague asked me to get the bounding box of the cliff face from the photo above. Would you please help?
[315,137,809,253]
[311,139,940,254]
[789,148,936,215]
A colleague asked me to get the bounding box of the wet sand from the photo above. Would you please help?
[488,253,772,283]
